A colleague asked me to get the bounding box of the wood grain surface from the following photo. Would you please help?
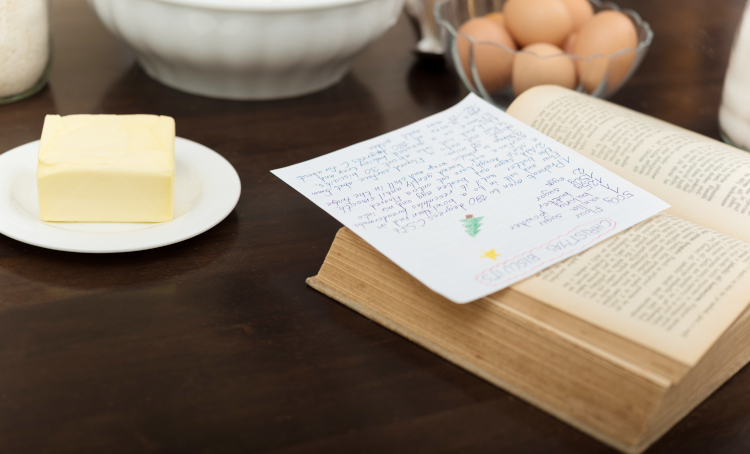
[0,1,747,453]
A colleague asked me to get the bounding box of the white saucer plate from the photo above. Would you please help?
[0,138,241,253]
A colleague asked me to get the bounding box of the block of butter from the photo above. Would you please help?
[37,114,175,222]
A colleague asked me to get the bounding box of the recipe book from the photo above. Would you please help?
[306,86,750,454]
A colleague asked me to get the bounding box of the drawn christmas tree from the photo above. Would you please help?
[460,214,484,237]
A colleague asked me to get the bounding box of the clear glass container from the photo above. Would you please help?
[434,0,653,110]
[720,2,750,151]
[0,0,53,105]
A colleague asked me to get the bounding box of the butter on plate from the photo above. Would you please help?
[37,114,175,223]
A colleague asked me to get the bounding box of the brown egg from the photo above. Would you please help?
[564,33,578,54]
[485,12,506,30]
[573,10,638,93]
[503,0,573,48]
[560,0,594,31]
[457,17,517,93]
[512,43,577,96]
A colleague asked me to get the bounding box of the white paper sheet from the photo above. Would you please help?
[273,94,669,303]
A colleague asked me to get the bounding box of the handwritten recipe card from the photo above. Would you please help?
[273,94,669,303]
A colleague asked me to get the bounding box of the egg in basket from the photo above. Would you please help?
[434,0,653,109]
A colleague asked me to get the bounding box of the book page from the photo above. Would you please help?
[273,94,668,304]
[512,213,750,366]
[507,85,750,244]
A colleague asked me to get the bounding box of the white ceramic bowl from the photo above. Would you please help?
[88,0,404,100]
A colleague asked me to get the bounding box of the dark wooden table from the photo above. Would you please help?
[1,1,748,452]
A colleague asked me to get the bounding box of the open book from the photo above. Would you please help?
[307,85,750,454]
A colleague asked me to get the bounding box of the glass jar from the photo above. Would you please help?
[720,1,750,151]
[0,0,52,105]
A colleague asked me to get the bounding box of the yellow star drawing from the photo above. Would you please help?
[480,249,501,261]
